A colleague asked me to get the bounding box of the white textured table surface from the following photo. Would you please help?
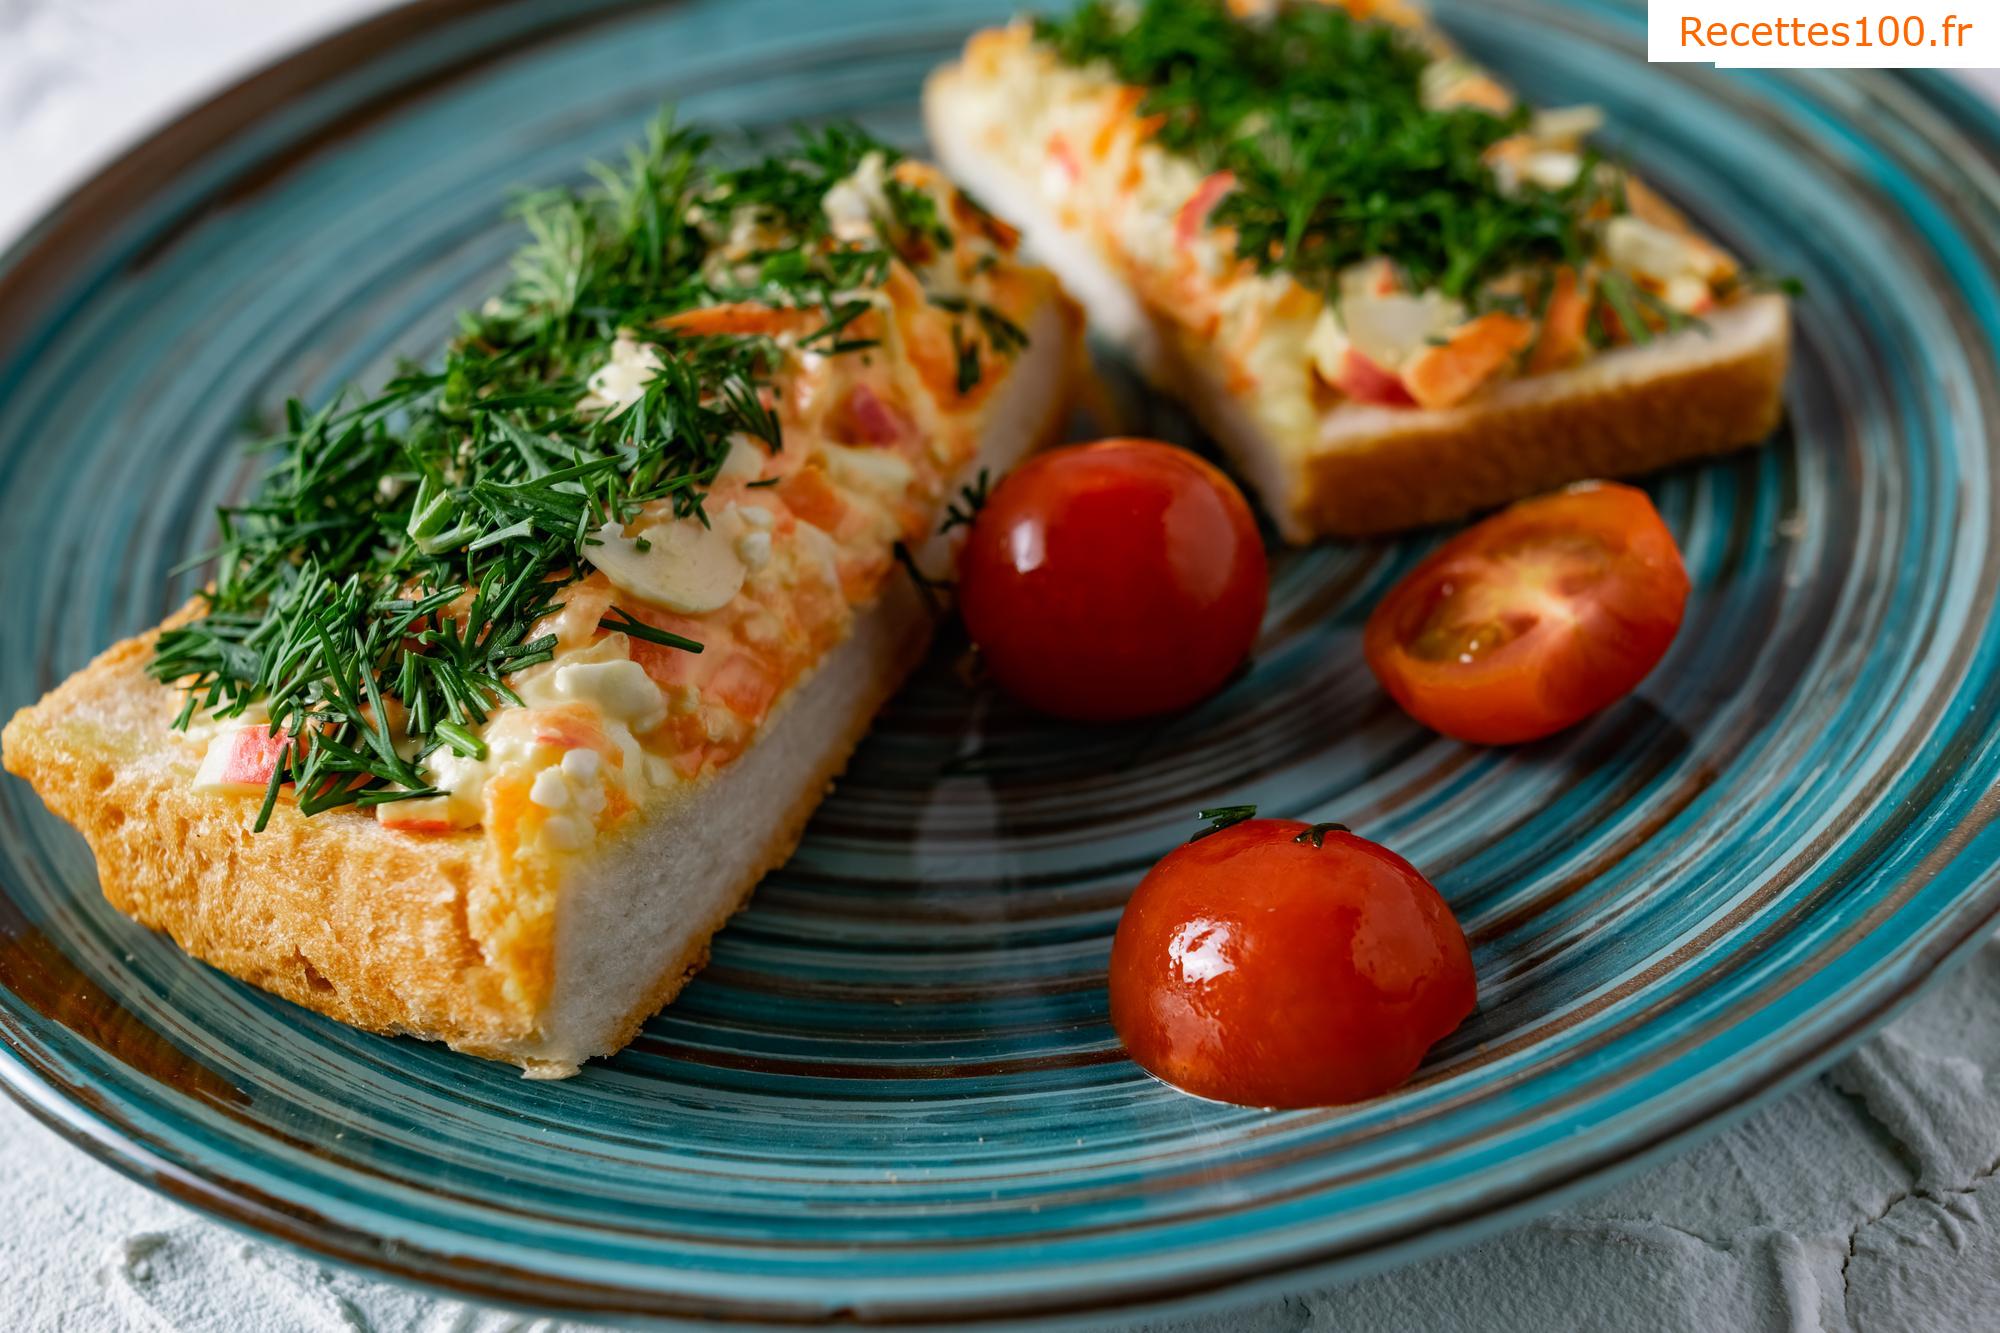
[4,4,1999,1330]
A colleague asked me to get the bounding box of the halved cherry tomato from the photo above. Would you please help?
[957,439,1268,722]
[1110,817,1476,1108]
[1365,481,1689,745]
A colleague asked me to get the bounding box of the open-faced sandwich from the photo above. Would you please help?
[925,0,1793,540]
[2,118,1078,1076]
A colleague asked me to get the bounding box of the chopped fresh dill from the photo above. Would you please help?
[938,467,992,535]
[150,110,953,826]
[599,607,704,653]
[891,541,951,615]
[931,293,1030,396]
[1033,0,1621,301]
[434,719,488,762]
[885,177,954,258]
[953,323,983,396]
[1728,269,1806,299]
[1596,270,1655,345]
[974,302,1029,357]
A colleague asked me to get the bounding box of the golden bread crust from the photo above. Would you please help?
[1,621,527,1049]
[1296,331,1790,536]
[1152,301,1794,538]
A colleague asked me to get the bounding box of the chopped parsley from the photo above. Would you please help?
[1033,0,1621,301]
[151,111,950,825]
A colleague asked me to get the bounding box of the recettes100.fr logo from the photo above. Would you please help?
[1648,1,1992,66]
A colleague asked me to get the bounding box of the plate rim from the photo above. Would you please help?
[2,0,1999,1325]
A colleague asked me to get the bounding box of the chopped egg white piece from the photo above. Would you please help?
[542,815,587,851]
[716,434,766,483]
[421,744,482,802]
[822,151,894,243]
[1306,305,1356,386]
[736,528,773,571]
[578,335,664,416]
[1605,216,1701,285]
[553,658,668,733]
[821,442,916,502]
[1529,105,1604,145]
[1664,274,1711,310]
[790,518,843,593]
[1520,150,1583,190]
[1419,57,1481,108]
[529,768,571,809]
[1342,289,1467,371]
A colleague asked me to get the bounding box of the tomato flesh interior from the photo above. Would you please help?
[1364,483,1690,745]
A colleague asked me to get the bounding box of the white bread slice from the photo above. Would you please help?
[925,52,1792,542]
[2,296,1076,1078]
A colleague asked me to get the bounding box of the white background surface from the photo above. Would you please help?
[3,3,1999,1329]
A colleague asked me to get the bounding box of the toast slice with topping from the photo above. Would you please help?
[924,0,1790,540]
[3,119,1079,1076]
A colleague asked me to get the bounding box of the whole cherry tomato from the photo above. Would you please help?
[1365,481,1689,746]
[957,439,1267,722]
[1109,816,1475,1108]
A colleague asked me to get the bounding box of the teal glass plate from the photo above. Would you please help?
[1,0,1997,1325]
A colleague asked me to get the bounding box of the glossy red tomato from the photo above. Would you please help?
[1109,817,1475,1108]
[957,439,1267,722]
[1364,481,1690,746]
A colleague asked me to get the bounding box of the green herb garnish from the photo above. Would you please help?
[885,177,954,258]
[953,323,983,395]
[939,468,993,536]
[151,110,978,827]
[1595,269,1653,346]
[932,293,1029,396]
[599,607,704,654]
[1033,0,1618,302]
